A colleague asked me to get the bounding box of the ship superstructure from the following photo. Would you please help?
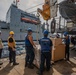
[0,4,42,41]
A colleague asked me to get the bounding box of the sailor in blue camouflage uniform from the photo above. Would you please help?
[64,32,70,61]
[37,30,53,75]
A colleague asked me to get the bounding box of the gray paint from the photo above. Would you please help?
[0,4,42,41]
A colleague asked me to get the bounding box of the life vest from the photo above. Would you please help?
[8,36,16,48]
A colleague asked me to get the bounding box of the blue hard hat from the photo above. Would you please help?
[43,30,49,35]
[27,28,32,32]
[64,32,68,36]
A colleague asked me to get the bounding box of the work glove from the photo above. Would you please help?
[33,45,38,50]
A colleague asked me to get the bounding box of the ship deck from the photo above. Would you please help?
[0,50,76,75]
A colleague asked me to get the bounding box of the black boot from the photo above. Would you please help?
[0,61,3,65]
[36,70,43,75]
[46,68,50,71]
[25,63,28,67]
[0,62,3,65]
[13,62,19,66]
[28,64,34,69]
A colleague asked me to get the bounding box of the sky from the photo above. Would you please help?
[0,0,63,22]
[0,0,44,21]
